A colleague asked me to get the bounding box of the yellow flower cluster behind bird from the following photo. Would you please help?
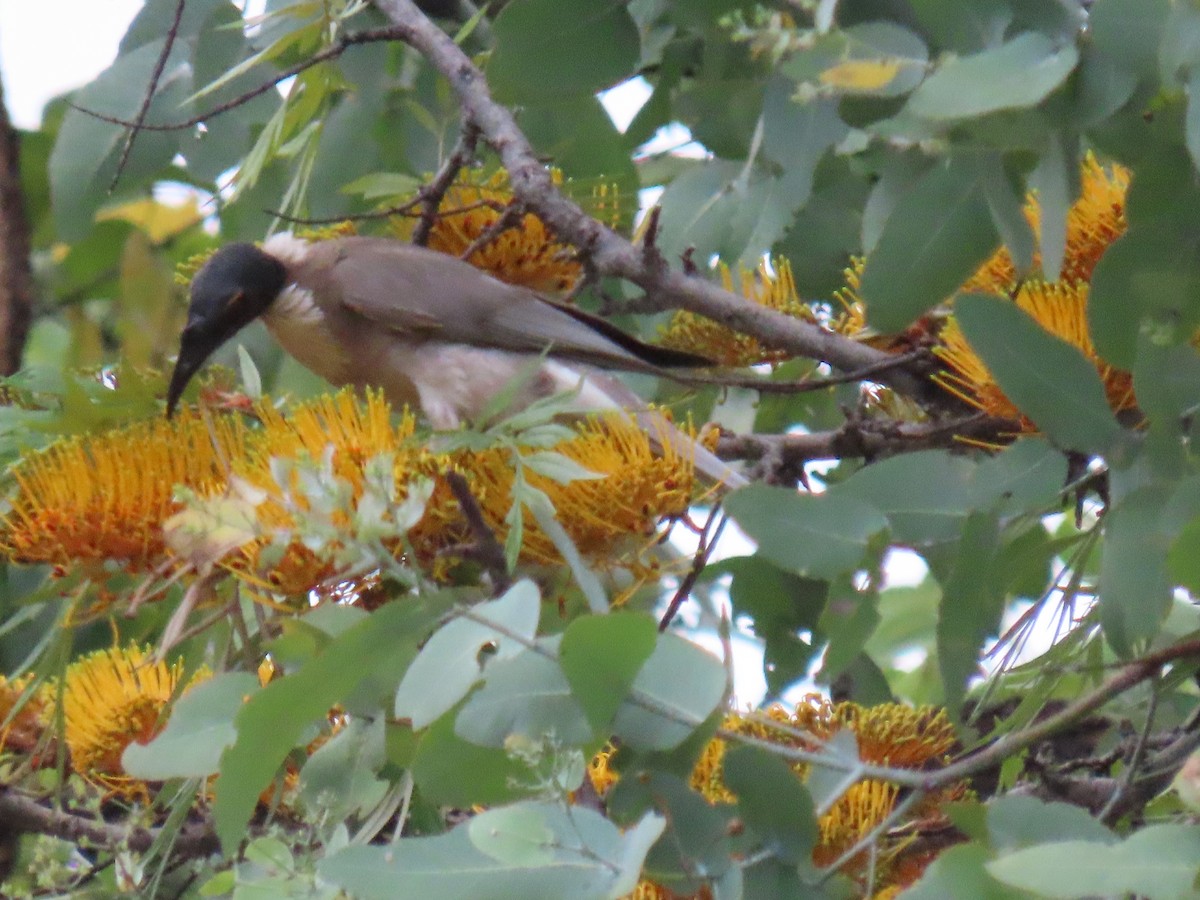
[390,169,619,293]
[0,390,698,601]
[592,695,960,898]
[932,155,1136,429]
[659,258,822,367]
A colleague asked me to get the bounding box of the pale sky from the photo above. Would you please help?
[0,0,143,129]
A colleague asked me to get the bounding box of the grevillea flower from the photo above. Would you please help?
[0,410,248,572]
[391,169,596,292]
[58,643,209,796]
[934,280,1137,430]
[0,675,48,758]
[222,389,424,595]
[659,258,819,366]
[592,695,959,896]
[413,413,696,572]
[932,155,1134,427]
[963,153,1129,295]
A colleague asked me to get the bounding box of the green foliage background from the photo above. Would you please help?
[6,0,1200,897]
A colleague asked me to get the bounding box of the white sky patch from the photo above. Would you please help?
[0,0,143,129]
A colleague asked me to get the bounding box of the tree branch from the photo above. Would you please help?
[368,0,932,399]
[0,785,218,858]
[110,0,185,191]
[714,413,1009,468]
[0,71,34,376]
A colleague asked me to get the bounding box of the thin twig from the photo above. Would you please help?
[267,197,503,228]
[1099,679,1161,824]
[457,199,524,261]
[110,0,185,191]
[444,470,511,590]
[658,506,727,631]
[412,124,479,245]
[684,349,931,395]
[70,27,407,133]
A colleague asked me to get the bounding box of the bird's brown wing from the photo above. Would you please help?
[322,237,710,372]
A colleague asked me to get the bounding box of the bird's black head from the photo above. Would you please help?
[166,242,287,416]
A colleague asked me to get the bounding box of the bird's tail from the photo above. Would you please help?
[543,362,748,491]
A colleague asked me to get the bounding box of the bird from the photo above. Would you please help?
[166,233,747,487]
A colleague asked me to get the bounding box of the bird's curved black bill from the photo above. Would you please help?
[165,332,219,418]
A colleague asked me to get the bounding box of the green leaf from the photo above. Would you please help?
[658,158,822,270]
[980,160,1036,276]
[1089,0,1170,81]
[395,580,541,729]
[524,499,607,615]
[907,32,1079,120]
[859,156,998,333]
[904,842,1021,900]
[559,612,658,733]
[340,172,421,201]
[298,717,388,822]
[123,673,259,780]
[213,592,456,852]
[985,796,1115,852]
[515,95,637,187]
[1029,134,1075,282]
[954,293,1122,453]
[612,633,726,751]
[938,513,1006,715]
[812,22,929,98]
[968,439,1067,513]
[411,714,528,807]
[489,0,640,102]
[1099,485,1175,656]
[455,640,593,747]
[1169,515,1200,594]
[521,452,603,484]
[1185,73,1200,185]
[723,745,816,865]
[1089,225,1200,369]
[818,582,881,681]
[50,40,190,240]
[834,451,976,546]
[986,824,1200,899]
[724,485,888,580]
[317,802,664,900]
[608,771,734,882]
[718,557,828,694]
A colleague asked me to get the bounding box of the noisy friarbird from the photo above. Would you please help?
[167,234,746,487]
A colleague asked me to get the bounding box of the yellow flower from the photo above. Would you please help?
[59,643,209,795]
[934,280,1137,429]
[831,257,943,351]
[226,389,424,595]
[392,169,591,292]
[814,778,903,868]
[659,258,818,366]
[964,153,1129,294]
[0,675,48,758]
[928,154,1135,432]
[0,410,248,572]
[414,413,696,572]
[594,695,958,892]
